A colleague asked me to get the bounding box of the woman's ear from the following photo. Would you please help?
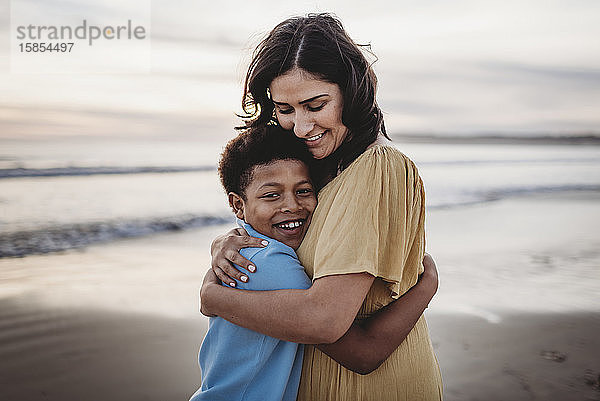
[228,192,245,220]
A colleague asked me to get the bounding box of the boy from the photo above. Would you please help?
[191,126,440,401]
[190,125,316,401]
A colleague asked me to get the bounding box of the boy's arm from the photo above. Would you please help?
[315,254,438,375]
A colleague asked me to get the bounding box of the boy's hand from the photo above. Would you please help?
[420,253,439,296]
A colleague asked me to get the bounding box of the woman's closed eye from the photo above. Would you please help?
[307,102,326,112]
[276,102,326,114]
[276,107,294,115]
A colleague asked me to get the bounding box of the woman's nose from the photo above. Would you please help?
[293,113,314,138]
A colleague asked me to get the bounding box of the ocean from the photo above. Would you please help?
[1,135,599,258]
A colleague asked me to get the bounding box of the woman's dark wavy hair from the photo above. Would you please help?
[238,13,389,180]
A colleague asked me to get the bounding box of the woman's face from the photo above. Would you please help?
[270,68,348,160]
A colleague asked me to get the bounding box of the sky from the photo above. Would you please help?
[1,0,599,139]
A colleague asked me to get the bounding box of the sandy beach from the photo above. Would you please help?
[1,193,599,401]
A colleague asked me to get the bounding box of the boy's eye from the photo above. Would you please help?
[260,193,280,199]
[307,102,326,112]
[297,188,314,196]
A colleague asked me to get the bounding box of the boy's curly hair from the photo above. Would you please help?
[218,126,315,199]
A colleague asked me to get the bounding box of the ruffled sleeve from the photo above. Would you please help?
[309,145,426,297]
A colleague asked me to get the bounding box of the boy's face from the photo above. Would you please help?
[229,159,317,250]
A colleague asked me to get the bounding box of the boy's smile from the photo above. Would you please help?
[229,159,316,250]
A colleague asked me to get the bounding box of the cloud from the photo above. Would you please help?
[479,62,600,85]
[2,0,600,135]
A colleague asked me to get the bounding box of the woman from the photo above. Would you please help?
[201,13,443,400]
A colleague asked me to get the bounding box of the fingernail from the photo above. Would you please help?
[240,276,248,282]
[229,282,236,287]
[248,265,256,273]
[261,240,269,246]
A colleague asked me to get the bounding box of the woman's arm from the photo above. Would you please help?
[201,271,375,344]
[201,254,438,374]
[201,254,437,356]
[314,254,438,375]
[205,227,438,374]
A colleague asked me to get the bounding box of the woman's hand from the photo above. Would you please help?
[210,227,268,287]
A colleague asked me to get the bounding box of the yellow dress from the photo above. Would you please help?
[296,145,443,401]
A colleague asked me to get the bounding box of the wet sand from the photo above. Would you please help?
[0,297,207,401]
[1,194,599,400]
[428,312,600,401]
[1,299,598,401]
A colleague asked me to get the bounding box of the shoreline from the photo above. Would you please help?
[0,191,599,400]
[3,189,598,260]
[391,133,600,146]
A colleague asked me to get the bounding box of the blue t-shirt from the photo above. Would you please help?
[189,220,312,401]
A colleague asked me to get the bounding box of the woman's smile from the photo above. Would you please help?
[305,132,324,142]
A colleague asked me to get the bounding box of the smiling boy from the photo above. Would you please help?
[191,124,442,401]
[190,125,316,401]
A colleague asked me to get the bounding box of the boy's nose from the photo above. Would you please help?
[281,197,302,213]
